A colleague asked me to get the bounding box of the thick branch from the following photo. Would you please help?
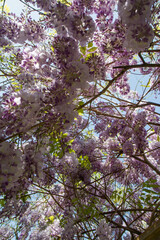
[103,208,160,215]
[114,63,160,69]
[132,155,160,176]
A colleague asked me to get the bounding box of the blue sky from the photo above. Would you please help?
[5,0,40,18]
[6,0,25,15]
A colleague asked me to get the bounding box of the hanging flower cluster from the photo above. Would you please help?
[118,0,154,51]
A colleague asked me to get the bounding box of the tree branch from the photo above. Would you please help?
[76,69,127,110]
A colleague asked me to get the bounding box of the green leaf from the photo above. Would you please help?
[79,155,91,170]
[62,133,68,138]
[68,139,74,145]
[143,179,158,187]
[0,198,6,207]
[78,108,84,115]
[78,100,84,106]
[58,0,71,6]
[21,195,30,203]
[147,184,160,188]
[51,46,54,52]
[142,188,159,195]
[48,215,55,223]
[85,53,94,61]
[88,41,93,48]
[88,47,97,52]
[68,148,75,153]
[80,46,86,55]
[150,179,158,183]
[137,200,143,208]
[152,196,159,200]
[139,196,145,201]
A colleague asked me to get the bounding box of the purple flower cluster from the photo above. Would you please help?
[0,142,24,192]
[118,0,154,51]
[149,141,160,164]
[96,219,112,240]
[0,13,45,46]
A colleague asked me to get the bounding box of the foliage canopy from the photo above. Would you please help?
[0,0,160,239]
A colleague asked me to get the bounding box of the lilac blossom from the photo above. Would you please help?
[124,23,154,52]
[122,140,134,156]
[0,142,24,192]
[96,219,112,240]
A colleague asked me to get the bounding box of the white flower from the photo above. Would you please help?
[14,97,21,105]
